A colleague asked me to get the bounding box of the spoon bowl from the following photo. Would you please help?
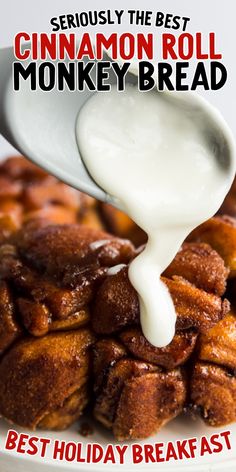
[0,45,137,206]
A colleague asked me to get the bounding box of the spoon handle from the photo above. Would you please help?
[0,47,17,145]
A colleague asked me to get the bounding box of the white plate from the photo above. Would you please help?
[1,415,236,471]
[0,143,235,471]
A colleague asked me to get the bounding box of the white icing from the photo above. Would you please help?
[107,264,126,276]
[89,239,111,250]
[76,84,235,347]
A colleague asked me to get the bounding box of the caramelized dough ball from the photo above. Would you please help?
[164,242,229,296]
[92,267,229,335]
[0,215,19,243]
[92,267,139,334]
[24,205,78,225]
[0,224,135,339]
[0,176,22,198]
[119,327,197,369]
[93,339,127,393]
[80,208,105,231]
[189,216,236,277]
[93,348,186,440]
[198,311,236,371]
[38,386,88,430]
[190,362,236,426]
[0,156,105,230]
[0,156,48,181]
[49,309,89,332]
[100,203,147,247]
[190,310,236,426]
[94,358,157,429]
[0,281,22,354]
[22,181,81,211]
[16,223,135,278]
[113,369,186,440]
[164,276,230,332]
[0,329,95,429]
[0,200,23,227]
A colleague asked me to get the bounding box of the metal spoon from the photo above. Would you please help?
[0,46,138,206]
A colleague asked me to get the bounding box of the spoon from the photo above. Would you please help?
[0,45,235,209]
[0,45,138,207]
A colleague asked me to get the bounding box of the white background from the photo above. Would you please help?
[0,0,235,155]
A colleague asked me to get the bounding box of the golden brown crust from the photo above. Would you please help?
[38,386,88,430]
[189,216,236,277]
[49,309,89,332]
[0,157,106,232]
[119,327,197,369]
[190,362,236,426]
[198,312,236,371]
[92,338,187,440]
[164,242,229,296]
[93,339,127,393]
[17,298,89,336]
[0,215,19,243]
[17,298,50,337]
[93,351,187,440]
[0,176,22,199]
[92,267,230,335]
[16,224,135,278]
[0,156,49,181]
[24,205,78,225]
[164,276,230,332]
[0,329,95,429]
[92,267,139,334]
[0,200,23,227]
[94,358,158,429]
[21,181,81,211]
[114,369,186,440]
[0,156,146,238]
[0,224,135,339]
[0,281,22,354]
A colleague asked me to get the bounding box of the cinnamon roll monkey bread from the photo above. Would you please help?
[0,156,236,440]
